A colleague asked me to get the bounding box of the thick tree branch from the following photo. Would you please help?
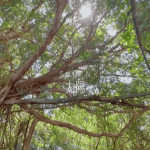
[130,0,150,71]
[0,0,11,6]
[21,104,142,138]
[4,92,150,109]
[0,0,68,104]
[22,118,39,150]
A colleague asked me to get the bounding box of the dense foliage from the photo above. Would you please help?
[0,0,150,149]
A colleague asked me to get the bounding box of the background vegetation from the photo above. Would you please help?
[0,0,150,149]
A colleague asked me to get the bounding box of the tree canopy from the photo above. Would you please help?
[0,0,150,149]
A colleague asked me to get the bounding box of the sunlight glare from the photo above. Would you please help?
[80,5,92,18]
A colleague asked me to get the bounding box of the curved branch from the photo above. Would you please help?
[21,104,142,138]
[141,26,150,34]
